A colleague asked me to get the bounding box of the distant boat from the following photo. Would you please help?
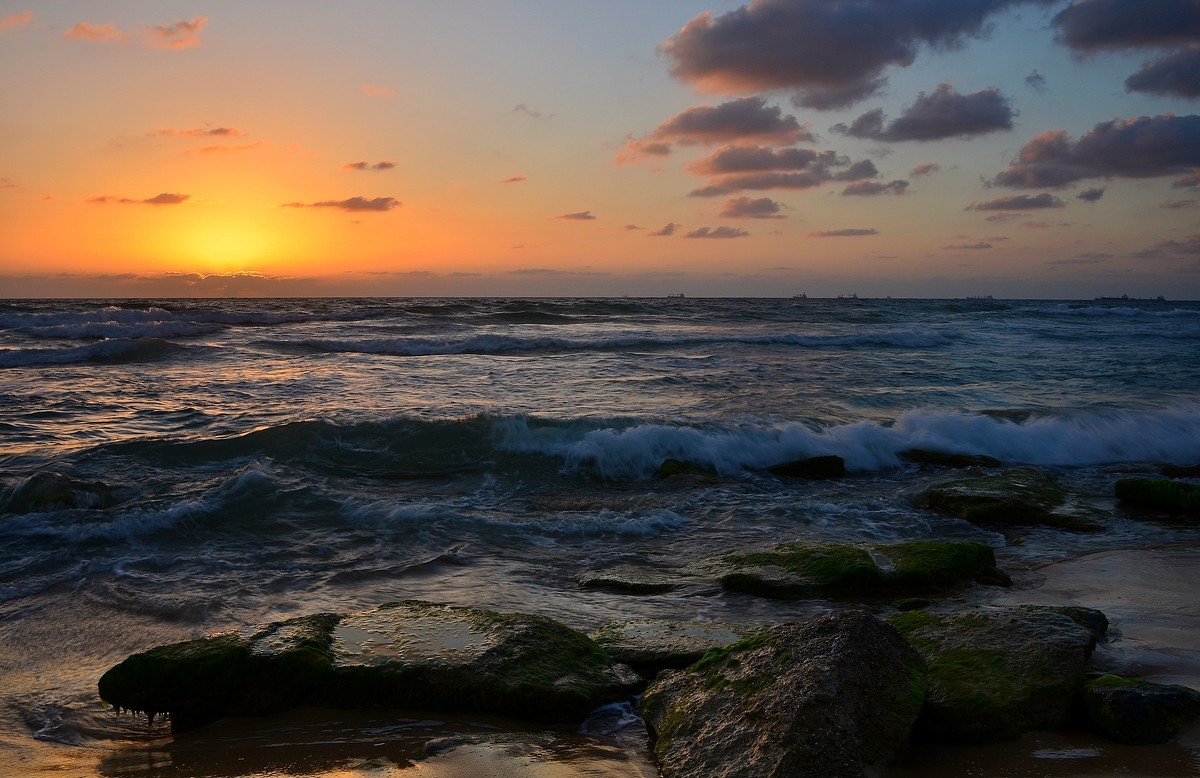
[966,295,993,300]
[792,293,807,299]
[837,293,858,299]
[1095,295,1166,302]
[666,293,685,298]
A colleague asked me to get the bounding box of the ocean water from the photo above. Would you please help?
[2,296,1199,776]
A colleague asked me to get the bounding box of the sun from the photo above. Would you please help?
[177,217,283,273]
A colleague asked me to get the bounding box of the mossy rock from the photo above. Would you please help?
[888,606,1102,743]
[578,565,678,594]
[901,450,1003,469]
[766,454,846,479]
[641,612,926,778]
[1114,478,1200,515]
[922,467,1103,531]
[590,619,748,675]
[99,602,638,732]
[716,540,1008,601]
[1082,674,1200,744]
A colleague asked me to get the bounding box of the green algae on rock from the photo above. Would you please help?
[716,540,1009,601]
[577,565,680,594]
[99,601,638,732]
[590,619,748,675]
[921,466,1104,531]
[1115,477,1200,515]
[1081,674,1200,744]
[640,612,926,778]
[888,606,1103,743]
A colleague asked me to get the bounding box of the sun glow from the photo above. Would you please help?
[179,217,284,272]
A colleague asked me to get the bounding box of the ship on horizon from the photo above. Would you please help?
[1094,294,1166,302]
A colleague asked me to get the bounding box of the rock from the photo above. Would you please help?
[1081,674,1200,744]
[767,455,846,479]
[1,471,118,514]
[1115,477,1199,515]
[900,450,1003,468]
[578,565,678,594]
[1160,464,1200,478]
[888,606,1101,742]
[99,601,639,731]
[640,612,926,778]
[716,540,1009,601]
[657,459,716,478]
[590,619,747,675]
[921,467,1103,531]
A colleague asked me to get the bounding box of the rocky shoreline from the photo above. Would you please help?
[93,468,1200,777]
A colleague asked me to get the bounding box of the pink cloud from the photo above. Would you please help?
[144,17,207,49]
[64,22,128,43]
[0,10,33,32]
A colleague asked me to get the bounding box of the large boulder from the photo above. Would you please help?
[1115,478,1200,515]
[640,611,926,778]
[1081,675,1200,744]
[716,540,1009,601]
[921,467,1103,531]
[888,606,1103,742]
[900,450,1002,469]
[590,619,747,675]
[99,601,639,731]
[1,471,118,514]
[767,455,846,479]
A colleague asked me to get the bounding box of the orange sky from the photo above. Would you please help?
[2,2,1198,298]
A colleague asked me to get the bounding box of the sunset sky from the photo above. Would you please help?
[2,0,1199,298]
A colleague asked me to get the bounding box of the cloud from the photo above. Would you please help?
[649,222,681,236]
[0,177,17,190]
[153,127,244,138]
[144,17,206,49]
[1125,46,1200,98]
[624,224,643,231]
[619,97,811,161]
[719,196,786,218]
[88,192,190,205]
[660,0,1050,108]
[909,162,941,177]
[1045,254,1110,265]
[499,175,527,184]
[0,10,33,32]
[1161,198,1198,209]
[686,145,878,196]
[360,83,396,97]
[1133,234,1200,259]
[943,242,993,249]
[283,196,400,212]
[991,114,1200,188]
[1025,70,1048,93]
[686,226,750,238]
[64,22,127,43]
[341,161,396,172]
[513,103,553,120]
[1077,186,1106,202]
[809,228,878,237]
[842,179,908,196]
[1053,0,1200,51]
[967,193,1065,210]
[833,85,1014,142]
[556,211,596,220]
[1175,171,1200,189]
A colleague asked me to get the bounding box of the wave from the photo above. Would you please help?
[1032,303,1200,319]
[276,327,960,357]
[0,338,186,368]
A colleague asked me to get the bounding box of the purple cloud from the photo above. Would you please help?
[833,85,1014,142]
[967,193,1065,210]
[719,196,786,218]
[686,226,750,238]
[283,196,400,212]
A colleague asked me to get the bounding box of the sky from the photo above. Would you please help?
[1,0,1199,298]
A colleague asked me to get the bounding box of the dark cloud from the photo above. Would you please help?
[1161,198,1198,209]
[1077,186,1106,202]
[833,85,1014,142]
[649,222,681,236]
[88,192,189,205]
[809,228,878,237]
[153,127,243,138]
[1053,0,1200,51]
[619,97,811,161]
[1025,70,1048,93]
[283,196,400,212]
[719,196,786,218]
[556,211,597,220]
[791,78,888,111]
[341,161,396,172]
[1045,254,1110,265]
[660,0,1050,108]
[842,179,908,196]
[687,145,878,196]
[514,103,552,120]
[499,175,527,184]
[943,242,994,249]
[1133,234,1200,258]
[909,162,941,177]
[967,193,1066,210]
[624,224,643,231]
[991,115,1200,188]
[686,226,750,238]
[1125,46,1200,98]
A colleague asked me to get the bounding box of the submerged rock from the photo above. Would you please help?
[900,449,1002,469]
[921,467,1103,531]
[716,540,1010,601]
[767,454,846,479]
[1,471,118,514]
[1081,674,1200,744]
[888,606,1102,742]
[640,611,926,778]
[99,601,639,731]
[1115,477,1200,515]
[656,459,716,479]
[578,565,679,594]
[590,619,747,675]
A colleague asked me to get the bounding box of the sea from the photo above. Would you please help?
[1,296,1199,777]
